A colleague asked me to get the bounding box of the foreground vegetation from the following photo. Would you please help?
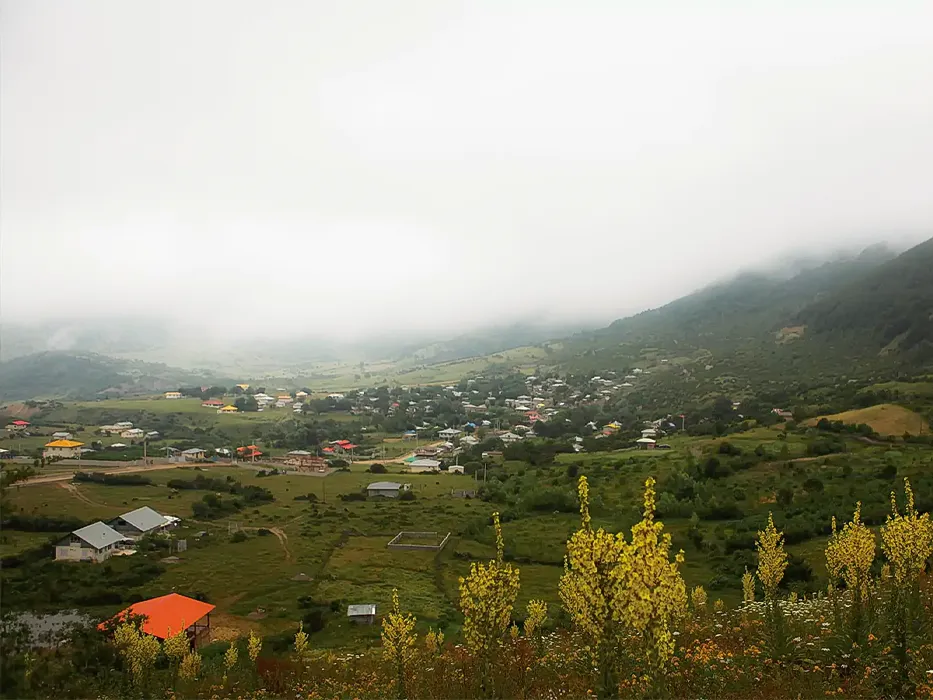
[4,474,933,699]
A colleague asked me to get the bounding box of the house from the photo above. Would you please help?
[499,432,522,444]
[237,445,263,461]
[114,422,134,430]
[55,522,128,562]
[414,447,442,458]
[366,481,409,498]
[109,506,175,539]
[408,458,441,473]
[461,435,479,446]
[52,431,73,440]
[236,384,250,391]
[295,391,309,399]
[146,431,161,440]
[164,391,182,400]
[43,439,84,459]
[214,448,231,457]
[771,408,794,420]
[102,593,214,647]
[438,428,461,439]
[347,604,376,625]
[181,448,206,462]
[121,428,145,439]
[201,399,224,409]
[448,465,465,475]
[636,437,656,450]
[217,405,238,414]
[641,428,658,438]
[8,420,30,431]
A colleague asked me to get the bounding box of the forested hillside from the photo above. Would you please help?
[0,352,223,401]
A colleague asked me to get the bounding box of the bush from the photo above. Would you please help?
[368,463,387,474]
[73,472,152,486]
[231,531,248,543]
[398,490,416,501]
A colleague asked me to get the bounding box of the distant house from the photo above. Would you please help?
[55,522,128,562]
[347,604,376,625]
[448,465,465,475]
[9,420,30,431]
[102,593,215,647]
[109,506,176,539]
[438,428,461,439]
[408,458,441,473]
[499,432,522,444]
[636,437,656,450]
[461,435,479,446]
[217,405,238,414]
[164,391,182,400]
[366,481,409,498]
[772,408,794,420]
[181,448,206,462]
[52,431,73,440]
[237,445,263,461]
[43,439,84,459]
[641,428,658,438]
[114,422,134,430]
[201,399,224,408]
[146,431,161,440]
[295,391,309,399]
[121,428,145,439]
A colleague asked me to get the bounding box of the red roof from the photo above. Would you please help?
[322,447,335,454]
[336,439,351,445]
[12,420,29,426]
[342,443,358,450]
[101,593,215,639]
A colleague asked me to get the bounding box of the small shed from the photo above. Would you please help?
[367,481,408,498]
[636,437,656,450]
[448,465,465,474]
[347,604,376,625]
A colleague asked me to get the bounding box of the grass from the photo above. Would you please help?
[806,403,927,436]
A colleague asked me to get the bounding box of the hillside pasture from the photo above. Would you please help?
[806,402,926,436]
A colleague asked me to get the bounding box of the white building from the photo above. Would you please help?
[55,522,128,563]
[366,481,410,498]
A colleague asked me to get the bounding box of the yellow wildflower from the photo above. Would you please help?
[691,585,708,611]
[742,567,756,603]
[247,629,262,663]
[179,651,202,681]
[826,502,875,597]
[163,627,190,666]
[294,621,310,660]
[223,641,238,671]
[881,478,933,585]
[382,589,417,699]
[459,512,520,656]
[523,599,548,639]
[756,512,787,599]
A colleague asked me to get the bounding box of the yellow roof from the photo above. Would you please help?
[236,384,250,390]
[220,405,238,411]
[45,439,84,448]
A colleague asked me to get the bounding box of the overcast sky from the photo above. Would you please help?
[2,1,932,340]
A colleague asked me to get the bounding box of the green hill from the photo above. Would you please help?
[0,351,225,401]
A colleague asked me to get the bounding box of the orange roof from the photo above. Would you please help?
[44,439,84,448]
[101,593,215,639]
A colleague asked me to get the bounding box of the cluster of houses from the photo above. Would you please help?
[55,506,179,562]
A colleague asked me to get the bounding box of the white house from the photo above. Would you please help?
[114,422,134,430]
[499,432,522,444]
[121,428,145,439]
[636,437,656,450]
[51,431,73,440]
[438,428,461,439]
[448,465,465,475]
[55,522,128,563]
[408,458,441,473]
[164,392,182,400]
[366,481,410,498]
[181,448,206,461]
[108,506,175,540]
[461,435,479,446]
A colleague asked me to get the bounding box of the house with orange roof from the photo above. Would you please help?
[236,444,262,461]
[101,593,215,647]
[201,399,224,408]
[218,405,238,414]
[43,439,85,459]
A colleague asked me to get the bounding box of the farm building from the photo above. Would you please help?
[366,481,410,498]
[43,439,84,459]
[102,593,214,647]
[347,604,377,625]
[407,458,441,473]
[55,522,128,562]
[108,506,176,539]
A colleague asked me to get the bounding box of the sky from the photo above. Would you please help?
[2,1,932,341]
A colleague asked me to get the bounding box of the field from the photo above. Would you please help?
[5,412,933,654]
[806,402,926,436]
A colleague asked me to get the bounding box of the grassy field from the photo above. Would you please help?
[806,403,927,435]
[5,421,933,650]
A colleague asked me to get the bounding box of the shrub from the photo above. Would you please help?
[398,490,416,501]
[231,531,248,543]
[368,463,387,473]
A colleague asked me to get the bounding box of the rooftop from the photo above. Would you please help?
[102,593,215,639]
[367,481,403,490]
[117,506,169,533]
[45,439,84,448]
[71,521,127,550]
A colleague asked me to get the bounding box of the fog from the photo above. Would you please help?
[2,1,932,341]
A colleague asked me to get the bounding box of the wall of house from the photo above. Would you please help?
[55,544,110,563]
[44,447,80,459]
[367,489,399,498]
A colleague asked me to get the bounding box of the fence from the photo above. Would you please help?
[387,531,451,551]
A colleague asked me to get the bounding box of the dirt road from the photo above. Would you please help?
[58,482,108,508]
[19,461,195,487]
